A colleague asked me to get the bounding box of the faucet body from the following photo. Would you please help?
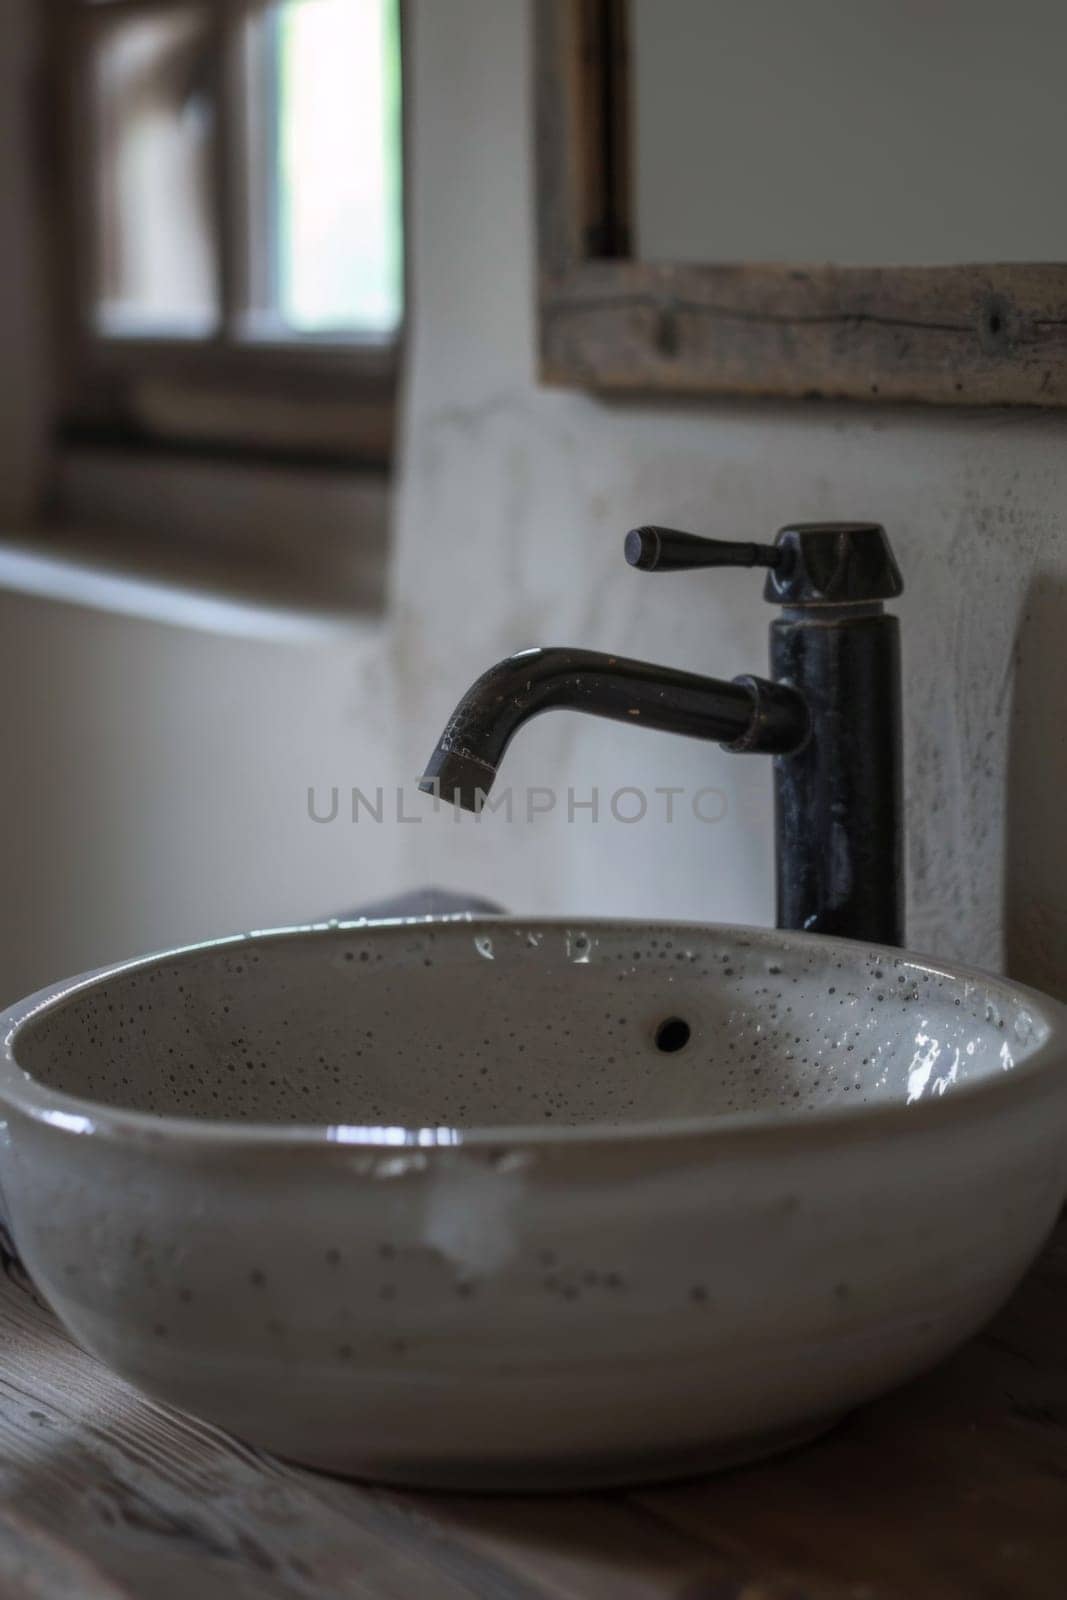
[421,523,904,947]
[771,602,902,945]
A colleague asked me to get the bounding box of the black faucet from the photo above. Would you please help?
[420,522,904,946]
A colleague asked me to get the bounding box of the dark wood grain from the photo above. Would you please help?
[1,1215,1066,1598]
[535,0,1067,407]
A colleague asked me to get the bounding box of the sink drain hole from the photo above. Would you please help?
[655,1017,691,1053]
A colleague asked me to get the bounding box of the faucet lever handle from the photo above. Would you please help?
[625,526,781,573]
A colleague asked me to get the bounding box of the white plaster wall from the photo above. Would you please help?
[0,582,404,1008]
[390,0,1067,995]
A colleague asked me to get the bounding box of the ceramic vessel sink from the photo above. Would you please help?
[2,918,1066,1491]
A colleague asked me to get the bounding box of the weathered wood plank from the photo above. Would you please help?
[539,258,1067,407]
[0,1250,481,1600]
[0,1218,1065,1598]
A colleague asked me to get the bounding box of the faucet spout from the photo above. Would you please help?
[419,647,809,812]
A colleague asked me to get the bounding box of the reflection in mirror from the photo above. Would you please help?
[632,0,1067,266]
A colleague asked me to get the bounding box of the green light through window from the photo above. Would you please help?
[277,0,402,337]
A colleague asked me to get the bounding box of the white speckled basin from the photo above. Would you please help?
[2,918,1066,1491]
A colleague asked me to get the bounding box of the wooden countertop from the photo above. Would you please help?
[1,1217,1066,1600]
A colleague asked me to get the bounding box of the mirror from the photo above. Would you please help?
[536,0,1067,405]
[631,0,1067,268]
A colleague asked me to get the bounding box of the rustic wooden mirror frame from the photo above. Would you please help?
[535,0,1067,407]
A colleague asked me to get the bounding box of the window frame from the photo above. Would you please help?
[49,0,406,471]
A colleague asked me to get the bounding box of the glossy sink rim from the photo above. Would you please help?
[1,916,1065,1154]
